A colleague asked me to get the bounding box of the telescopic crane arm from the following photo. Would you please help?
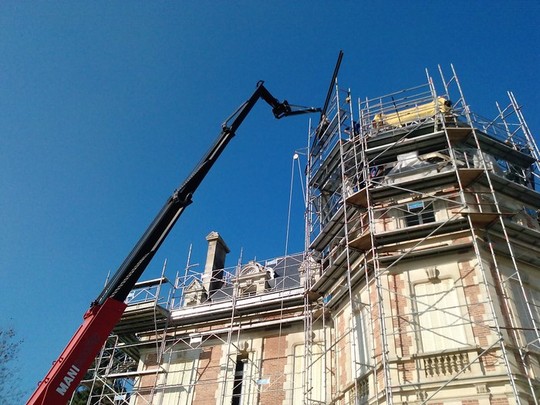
[27,81,320,405]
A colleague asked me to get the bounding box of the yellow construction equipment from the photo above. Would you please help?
[373,97,452,128]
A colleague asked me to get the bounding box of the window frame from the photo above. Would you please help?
[404,200,436,227]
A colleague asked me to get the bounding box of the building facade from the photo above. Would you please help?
[71,67,540,405]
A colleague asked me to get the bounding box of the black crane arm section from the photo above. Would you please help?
[94,81,320,306]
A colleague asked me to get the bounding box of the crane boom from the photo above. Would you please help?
[27,81,319,405]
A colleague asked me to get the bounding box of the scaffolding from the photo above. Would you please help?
[69,251,311,405]
[70,66,539,405]
[305,66,540,404]
[70,261,174,405]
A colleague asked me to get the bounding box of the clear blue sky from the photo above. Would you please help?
[0,1,538,400]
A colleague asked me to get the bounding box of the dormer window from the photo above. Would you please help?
[404,201,436,227]
[236,261,274,297]
[183,279,207,307]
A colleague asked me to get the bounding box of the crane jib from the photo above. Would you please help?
[27,81,320,405]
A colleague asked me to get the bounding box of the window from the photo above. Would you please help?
[414,278,469,352]
[239,285,257,298]
[511,282,540,351]
[352,306,372,378]
[405,201,436,227]
[292,343,325,404]
[231,354,248,405]
[164,348,200,404]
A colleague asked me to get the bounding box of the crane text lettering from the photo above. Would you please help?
[55,365,80,396]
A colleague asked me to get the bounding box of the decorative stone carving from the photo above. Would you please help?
[183,279,207,306]
[425,267,440,281]
[236,261,274,296]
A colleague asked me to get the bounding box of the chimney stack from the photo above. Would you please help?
[202,231,230,296]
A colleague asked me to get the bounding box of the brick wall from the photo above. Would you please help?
[259,335,288,405]
[193,345,222,405]
[489,398,509,405]
[336,309,348,394]
[459,260,497,371]
[135,352,159,404]
[389,274,413,358]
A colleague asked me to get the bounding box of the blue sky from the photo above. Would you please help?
[0,1,538,400]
